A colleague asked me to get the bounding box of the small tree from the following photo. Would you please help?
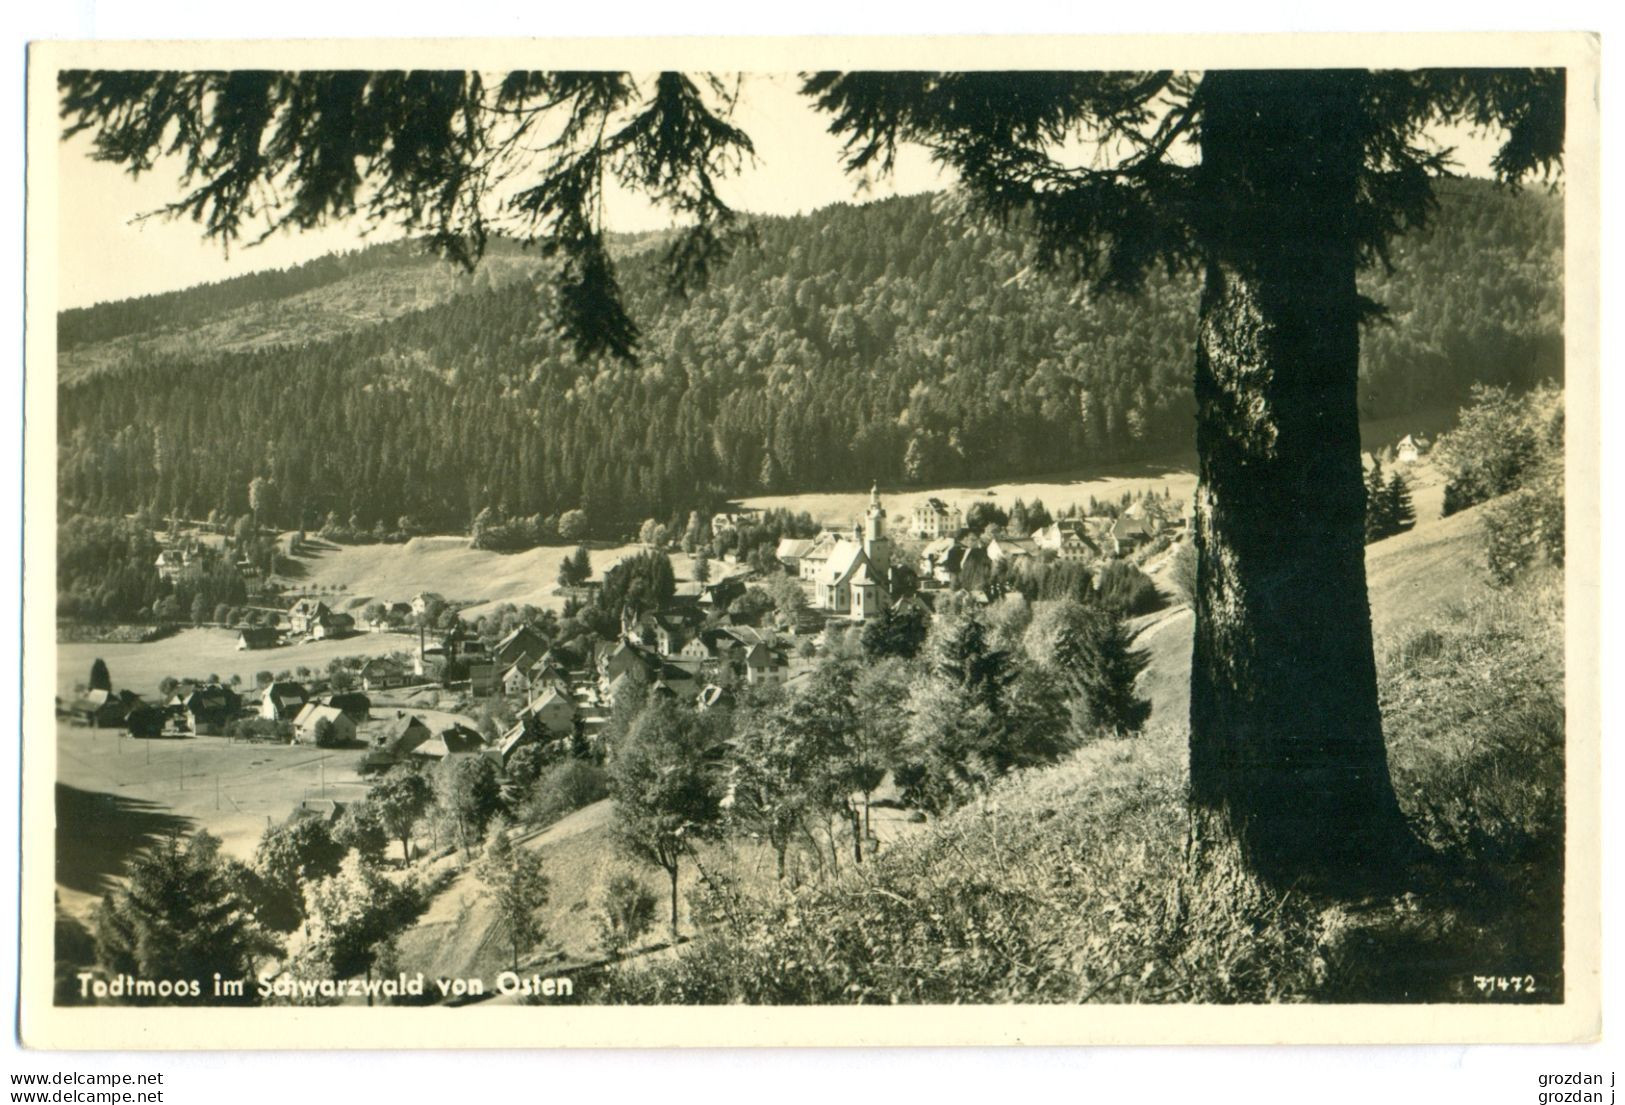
[1364,458,1395,543]
[1385,471,1417,535]
[438,755,506,857]
[609,699,723,935]
[477,820,550,971]
[297,852,419,1000]
[861,602,927,660]
[88,658,111,692]
[596,872,658,959]
[368,768,435,864]
[692,550,711,585]
[250,818,348,932]
[558,509,589,542]
[332,801,391,865]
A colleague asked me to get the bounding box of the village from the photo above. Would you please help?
[58,478,1207,846]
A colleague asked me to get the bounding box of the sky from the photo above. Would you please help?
[55,72,1507,310]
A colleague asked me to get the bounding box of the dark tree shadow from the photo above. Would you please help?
[55,783,194,898]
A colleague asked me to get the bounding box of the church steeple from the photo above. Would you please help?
[863,483,890,577]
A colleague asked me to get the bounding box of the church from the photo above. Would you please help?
[814,485,893,621]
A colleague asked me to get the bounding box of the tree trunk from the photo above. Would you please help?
[667,861,680,937]
[1188,71,1410,885]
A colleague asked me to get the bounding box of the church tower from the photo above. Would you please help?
[863,483,891,579]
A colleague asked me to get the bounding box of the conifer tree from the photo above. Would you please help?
[1364,458,1395,544]
[1386,471,1417,534]
[92,831,265,1004]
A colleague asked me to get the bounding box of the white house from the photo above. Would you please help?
[910,497,963,539]
[292,703,357,746]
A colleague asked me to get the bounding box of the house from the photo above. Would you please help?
[125,705,166,738]
[710,509,758,537]
[698,576,746,611]
[292,703,357,747]
[183,685,241,736]
[695,684,733,712]
[1110,505,1163,550]
[741,641,783,686]
[236,626,278,650]
[311,610,355,640]
[776,537,814,573]
[322,692,371,725]
[284,799,349,827]
[519,686,577,738]
[812,487,892,621]
[599,639,659,690]
[154,547,196,582]
[911,497,964,539]
[1396,433,1431,465]
[501,662,532,697]
[797,532,840,582]
[493,625,549,669]
[258,681,308,722]
[468,662,497,696]
[366,712,433,768]
[287,599,331,636]
[359,657,410,692]
[984,535,1038,564]
[1031,520,1099,563]
[72,688,128,728]
[366,602,414,632]
[918,537,966,585]
[498,720,540,765]
[412,722,485,760]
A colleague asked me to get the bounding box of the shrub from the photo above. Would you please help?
[599,739,1329,1005]
[518,758,609,828]
[1096,560,1161,616]
[1168,540,1197,608]
[596,872,660,959]
[1394,627,1447,669]
[1436,383,1560,516]
[1482,479,1564,585]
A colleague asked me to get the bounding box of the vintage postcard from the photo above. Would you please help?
[21,32,1600,1048]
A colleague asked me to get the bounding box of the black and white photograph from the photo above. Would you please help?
[20,33,1600,1048]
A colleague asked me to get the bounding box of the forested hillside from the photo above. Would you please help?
[57,180,1561,536]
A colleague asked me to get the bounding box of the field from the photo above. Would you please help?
[269,536,733,623]
[54,688,483,922]
[739,459,1199,528]
[56,628,412,701]
[54,722,374,920]
[733,425,1446,529]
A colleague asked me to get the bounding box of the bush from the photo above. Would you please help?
[1482,479,1564,585]
[1096,560,1162,616]
[226,717,292,742]
[598,740,1329,1005]
[517,758,609,828]
[1168,540,1197,608]
[1436,383,1560,516]
[596,872,660,959]
[1394,627,1447,669]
